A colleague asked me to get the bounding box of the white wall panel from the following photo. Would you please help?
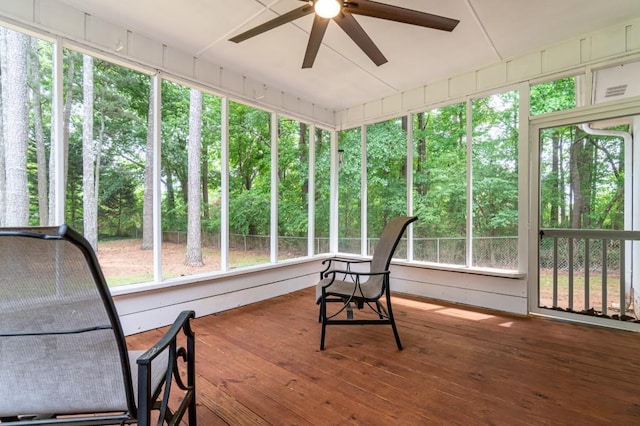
[244,77,267,103]
[264,87,284,109]
[314,106,333,125]
[364,99,383,120]
[128,32,163,67]
[507,52,541,82]
[195,60,221,88]
[403,87,424,110]
[115,261,318,335]
[283,94,301,115]
[339,105,363,129]
[629,22,640,51]
[0,0,33,21]
[541,39,582,73]
[85,14,127,54]
[300,98,315,120]
[220,68,244,96]
[383,93,402,116]
[37,0,84,40]
[477,63,507,92]
[391,264,528,315]
[590,25,627,61]
[163,45,194,79]
[449,72,476,99]
[424,80,448,104]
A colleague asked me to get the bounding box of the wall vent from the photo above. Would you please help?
[605,84,628,97]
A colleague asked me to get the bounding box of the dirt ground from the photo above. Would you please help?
[96,238,223,285]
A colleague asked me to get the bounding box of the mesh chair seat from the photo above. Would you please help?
[0,225,197,425]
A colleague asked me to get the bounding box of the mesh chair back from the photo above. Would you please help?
[368,216,417,293]
[0,226,134,417]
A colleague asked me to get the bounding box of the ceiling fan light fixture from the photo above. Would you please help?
[314,0,341,19]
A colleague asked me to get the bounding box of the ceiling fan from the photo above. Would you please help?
[230,0,460,68]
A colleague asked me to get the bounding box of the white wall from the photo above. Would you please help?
[392,264,527,315]
[114,259,319,335]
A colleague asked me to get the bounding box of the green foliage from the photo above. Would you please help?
[338,127,362,245]
[366,118,407,238]
[229,190,270,235]
[413,103,467,238]
[278,118,309,237]
[229,101,271,236]
[531,77,576,115]
[12,38,626,268]
[99,166,138,236]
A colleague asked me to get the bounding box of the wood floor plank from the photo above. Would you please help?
[126,287,640,425]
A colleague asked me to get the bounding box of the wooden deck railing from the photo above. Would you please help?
[539,228,640,320]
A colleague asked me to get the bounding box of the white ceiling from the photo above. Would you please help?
[58,0,640,111]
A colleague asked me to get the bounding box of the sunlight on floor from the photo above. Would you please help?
[437,308,495,321]
[392,297,442,311]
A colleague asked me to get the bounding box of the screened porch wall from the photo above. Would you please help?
[1,1,639,335]
[337,17,640,128]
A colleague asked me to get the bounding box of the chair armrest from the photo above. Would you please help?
[136,310,196,426]
[320,257,372,279]
[321,269,389,287]
[136,310,195,364]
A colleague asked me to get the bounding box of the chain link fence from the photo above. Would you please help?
[160,231,519,269]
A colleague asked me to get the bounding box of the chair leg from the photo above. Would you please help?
[320,299,327,350]
[386,297,403,351]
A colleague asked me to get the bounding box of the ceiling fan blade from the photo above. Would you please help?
[345,0,459,32]
[230,4,314,43]
[302,15,330,69]
[334,12,387,66]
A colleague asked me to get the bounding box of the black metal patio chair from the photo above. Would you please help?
[316,215,417,350]
[0,225,196,425]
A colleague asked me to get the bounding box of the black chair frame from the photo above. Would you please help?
[317,216,417,350]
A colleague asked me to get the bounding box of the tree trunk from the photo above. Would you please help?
[185,88,203,266]
[2,29,30,226]
[570,136,593,229]
[82,54,98,250]
[141,86,154,249]
[201,142,209,220]
[29,38,49,225]
[550,132,559,226]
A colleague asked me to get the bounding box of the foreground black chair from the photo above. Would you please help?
[316,216,417,350]
[0,225,196,425]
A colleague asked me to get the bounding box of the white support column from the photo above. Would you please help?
[518,82,530,274]
[406,113,414,261]
[466,99,474,267]
[329,129,338,253]
[220,97,229,271]
[630,117,640,317]
[361,125,367,256]
[52,38,65,225]
[152,74,162,282]
[308,124,316,256]
[270,112,278,263]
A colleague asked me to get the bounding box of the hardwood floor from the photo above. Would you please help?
[127,288,640,425]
